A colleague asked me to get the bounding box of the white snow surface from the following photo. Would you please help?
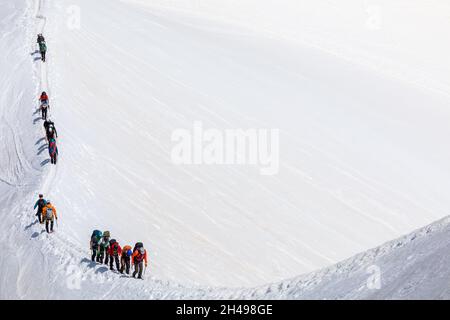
[1,0,450,299]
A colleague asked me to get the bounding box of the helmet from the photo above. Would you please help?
[42,91,46,95]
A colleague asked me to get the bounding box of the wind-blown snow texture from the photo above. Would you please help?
[1,0,450,299]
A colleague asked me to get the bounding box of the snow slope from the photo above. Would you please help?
[1,0,450,299]
[244,215,450,300]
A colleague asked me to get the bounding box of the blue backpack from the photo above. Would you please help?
[91,230,102,244]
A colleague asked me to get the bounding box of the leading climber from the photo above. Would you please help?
[33,194,47,224]
[131,243,148,280]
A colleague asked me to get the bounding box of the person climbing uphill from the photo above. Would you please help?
[43,118,57,140]
[98,231,111,264]
[39,92,49,120]
[108,239,122,271]
[42,200,57,233]
[37,33,45,45]
[131,242,148,280]
[39,41,47,62]
[90,230,102,262]
[39,91,49,105]
[120,245,132,275]
[40,101,49,120]
[33,194,46,224]
[48,138,58,165]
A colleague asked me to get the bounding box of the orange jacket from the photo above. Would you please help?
[131,249,148,265]
[42,204,57,220]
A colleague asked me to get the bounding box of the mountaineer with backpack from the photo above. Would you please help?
[40,101,49,120]
[98,231,111,264]
[120,245,132,275]
[48,138,58,165]
[90,230,102,262]
[131,242,148,280]
[42,200,57,233]
[108,239,122,271]
[39,41,47,62]
[39,92,50,121]
[44,119,57,141]
[33,194,47,224]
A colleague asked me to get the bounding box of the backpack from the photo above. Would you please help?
[112,243,119,255]
[45,207,53,220]
[91,230,102,248]
[122,245,132,257]
[92,230,102,238]
[37,199,46,209]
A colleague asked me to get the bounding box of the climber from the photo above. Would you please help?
[120,245,132,275]
[33,194,46,224]
[40,101,49,120]
[131,242,148,280]
[48,138,58,165]
[42,200,57,233]
[39,41,47,62]
[98,231,111,264]
[107,239,122,271]
[90,230,102,262]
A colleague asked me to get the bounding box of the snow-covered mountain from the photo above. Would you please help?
[1,0,450,299]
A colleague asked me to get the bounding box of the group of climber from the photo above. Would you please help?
[37,33,47,62]
[36,34,58,165]
[90,230,149,280]
[33,194,58,233]
[39,91,59,164]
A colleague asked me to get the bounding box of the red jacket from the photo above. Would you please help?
[40,93,49,102]
[108,243,122,256]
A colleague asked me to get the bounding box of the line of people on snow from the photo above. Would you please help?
[37,33,58,165]
[39,90,59,164]
[34,194,58,233]
[32,33,148,280]
[90,230,149,280]
[37,33,47,62]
